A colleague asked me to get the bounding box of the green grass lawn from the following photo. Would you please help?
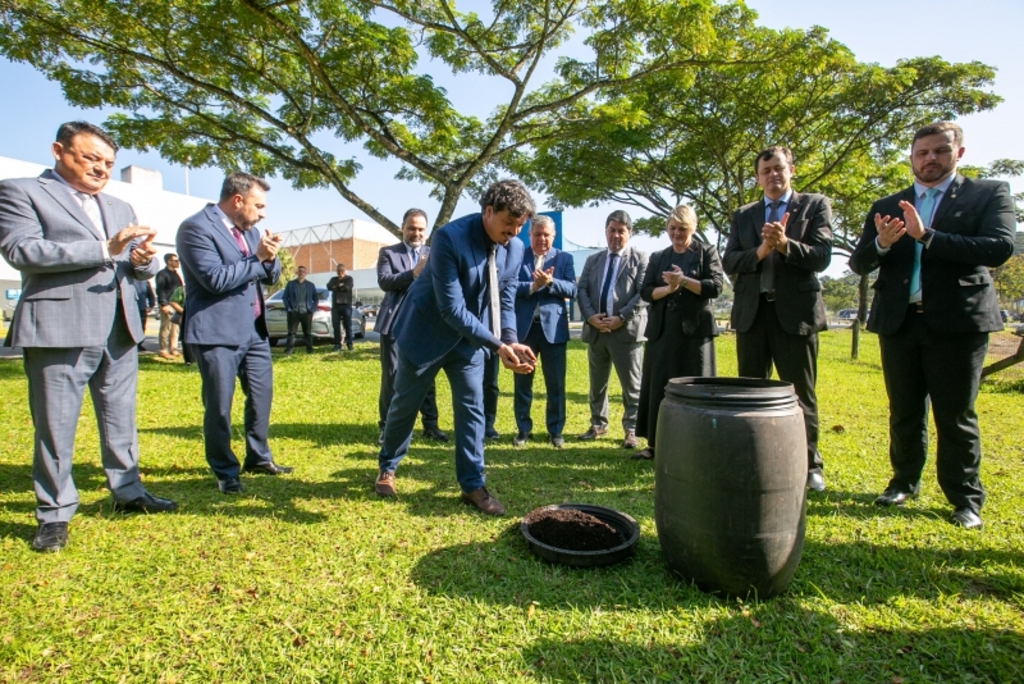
[1,330,1022,683]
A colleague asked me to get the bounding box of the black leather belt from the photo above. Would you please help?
[761,292,776,302]
[910,301,924,313]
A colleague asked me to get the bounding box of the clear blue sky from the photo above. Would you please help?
[0,0,1020,271]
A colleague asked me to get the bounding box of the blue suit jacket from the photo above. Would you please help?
[282,278,318,313]
[514,248,576,344]
[376,242,430,337]
[392,213,523,368]
[176,204,281,345]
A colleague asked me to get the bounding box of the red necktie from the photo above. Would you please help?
[232,227,260,319]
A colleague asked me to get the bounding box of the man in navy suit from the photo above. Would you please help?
[0,121,176,552]
[177,172,292,494]
[376,208,448,444]
[512,215,577,448]
[850,122,1015,530]
[375,180,537,515]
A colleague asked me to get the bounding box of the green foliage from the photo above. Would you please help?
[512,6,1001,255]
[993,253,1024,305]
[820,271,861,314]
[1,332,1023,681]
[0,0,739,235]
[265,248,295,295]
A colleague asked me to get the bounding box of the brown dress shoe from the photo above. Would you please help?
[622,430,639,449]
[375,470,396,497]
[577,425,607,441]
[460,486,506,516]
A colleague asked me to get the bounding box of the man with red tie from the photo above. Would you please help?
[177,172,293,495]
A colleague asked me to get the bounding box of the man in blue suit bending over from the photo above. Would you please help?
[177,172,292,495]
[375,180,538,515]
[513,215,577,448]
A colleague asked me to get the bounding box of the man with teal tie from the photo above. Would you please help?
[850,122,1016,530]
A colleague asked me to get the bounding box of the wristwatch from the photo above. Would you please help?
[917,227,935,248]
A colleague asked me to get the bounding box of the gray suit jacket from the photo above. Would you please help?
[577,247,649,344]
[0,169,156,347]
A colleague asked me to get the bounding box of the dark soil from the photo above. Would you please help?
[524,508,625,551]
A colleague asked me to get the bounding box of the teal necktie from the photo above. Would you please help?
[909,187,942,301]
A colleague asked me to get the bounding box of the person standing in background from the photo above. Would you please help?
[134,278,156,351]
[376,208,448,445]
[155,252,183,359]
[576,210,648,450]
[633,205,723,461]
[326,263,355,351]
[512,215,576,448]
[282,265,316,355]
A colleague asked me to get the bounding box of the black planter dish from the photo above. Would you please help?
[521,503,640,567]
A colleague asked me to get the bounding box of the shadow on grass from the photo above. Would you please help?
[141,421,383,447]
[521,619,1024,682]
[410,512,1024,610]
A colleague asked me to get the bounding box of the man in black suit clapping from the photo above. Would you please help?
[850,122,1015,530]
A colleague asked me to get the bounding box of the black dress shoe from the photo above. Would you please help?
[874,485,918,507]
[484,427,501,441]
[32,522,68,553]
[513,431,531,447]
[422,426,450,442]
[806,472,825,492]
[950,507,983,529]
[113,491,178,514]
[218,477,244,494]
[243,462,294,475]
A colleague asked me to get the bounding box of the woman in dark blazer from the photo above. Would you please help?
[633,205,724,460]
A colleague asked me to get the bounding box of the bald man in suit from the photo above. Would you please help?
[0,121,177,552]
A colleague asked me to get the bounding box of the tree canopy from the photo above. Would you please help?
[0,0,759,236]
[510,5,1002,253]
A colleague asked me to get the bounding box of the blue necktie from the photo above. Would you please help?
[761,199,781,293]
[909,187,942,301]
[599,252,619,315]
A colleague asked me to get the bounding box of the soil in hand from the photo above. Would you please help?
[524,508,625,551]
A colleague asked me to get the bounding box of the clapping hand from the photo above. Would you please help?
[256,229,281,262]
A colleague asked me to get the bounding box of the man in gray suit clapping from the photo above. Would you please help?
[0,121,178,553]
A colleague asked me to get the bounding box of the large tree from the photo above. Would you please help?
[0,0,762,236]
[511,10,1002,356]
[513,10,999,244]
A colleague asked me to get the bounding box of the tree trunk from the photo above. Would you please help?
[851,272,870,360]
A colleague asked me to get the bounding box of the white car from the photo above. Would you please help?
[264,287,365,347]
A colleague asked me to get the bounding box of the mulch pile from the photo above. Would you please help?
[524,508,625,551]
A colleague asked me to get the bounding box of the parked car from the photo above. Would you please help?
[264,287,365,347]
[1000,309,1010,323]
[837,309,857,320]
[359,304,379,319]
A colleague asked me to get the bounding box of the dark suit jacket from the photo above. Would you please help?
[156,267,183,306]
[577,247,649,343]
[0,169,156,347]
[514,248,576,344]
[176,204,281,345]
[282,278,318,313]
[641,242,724,342]
[723,192,832,335]
[376,242,430,337]
[392,213,522,368]
[849,175,1015,335]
